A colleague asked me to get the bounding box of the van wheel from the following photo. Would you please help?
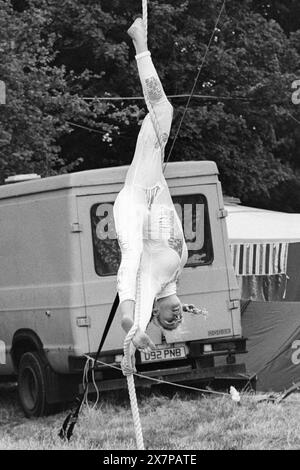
[18,351,50,418]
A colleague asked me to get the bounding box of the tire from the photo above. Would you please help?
[18,351,50,418]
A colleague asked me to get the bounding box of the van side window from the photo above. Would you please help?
[90,194,213,276]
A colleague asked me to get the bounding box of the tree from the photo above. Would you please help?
[0,0,94,180]
[1,0,300,211]
[252,0,300,33]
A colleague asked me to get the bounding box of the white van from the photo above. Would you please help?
[0,161,247,416]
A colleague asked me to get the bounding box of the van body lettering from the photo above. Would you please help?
[291,339,300,365]
[95,203,115,240]
[208,328,232,337]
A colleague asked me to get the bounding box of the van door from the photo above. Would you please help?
[163,184,239,344]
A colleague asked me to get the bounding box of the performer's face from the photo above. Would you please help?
[156,294,182,330]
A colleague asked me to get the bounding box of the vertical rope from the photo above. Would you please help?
[142,0,148,40]
[123,0,226,451]
[123,1,163,451]
[126,372,144,448]
[123,265,144,450]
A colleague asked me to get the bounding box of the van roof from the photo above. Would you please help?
[0,161,218,199]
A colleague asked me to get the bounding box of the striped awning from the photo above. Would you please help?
[229,243,289,276]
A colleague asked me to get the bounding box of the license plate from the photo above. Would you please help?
[140,345,186,363]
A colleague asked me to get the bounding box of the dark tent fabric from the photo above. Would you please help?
[285,243,300,301]
[239,274,287,301]
[240,301,300,391]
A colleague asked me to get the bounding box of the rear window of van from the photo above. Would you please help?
[91,194,213,276]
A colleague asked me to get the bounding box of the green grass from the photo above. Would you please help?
[0,385,299,450]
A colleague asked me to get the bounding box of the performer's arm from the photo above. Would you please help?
[114,197,143,304]
[114,194,156,352]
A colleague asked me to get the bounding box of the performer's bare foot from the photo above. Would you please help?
[127,17,148,55]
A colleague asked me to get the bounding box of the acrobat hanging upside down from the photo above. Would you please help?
[113,18,188,355]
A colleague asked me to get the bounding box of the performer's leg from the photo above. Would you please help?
[125,18,173,188]
[128,18,170,110]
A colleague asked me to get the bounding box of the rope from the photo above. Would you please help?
[142,0,148,40]
[123,0,226,450]
[83,354,300,406]
[121,2,162,451]
[86,355,228,397]
[82,356,100,410]
[82,93,252,101]
[126,374,144,447]
[122,265,144,450]
[66,121,108,135]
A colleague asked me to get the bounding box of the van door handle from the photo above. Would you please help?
[71,222,83,232]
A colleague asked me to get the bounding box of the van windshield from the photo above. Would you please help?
[90,194,214,276]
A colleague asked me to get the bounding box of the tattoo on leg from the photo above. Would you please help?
[145,76,163,102]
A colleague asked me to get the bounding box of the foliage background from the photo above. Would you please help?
[0,0,300,211]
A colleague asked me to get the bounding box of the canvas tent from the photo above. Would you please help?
[225,203,300,391]
[225,204,300,301]
[240,301,300,392]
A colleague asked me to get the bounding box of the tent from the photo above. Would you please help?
[225,203,300,391]
[240,301,300,392]
[225,203,300,301]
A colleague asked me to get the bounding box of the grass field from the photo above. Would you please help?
[0,384,299,450]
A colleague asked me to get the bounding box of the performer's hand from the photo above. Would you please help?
[133,329,156,354]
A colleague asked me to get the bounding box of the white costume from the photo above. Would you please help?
[113,51,188,332]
